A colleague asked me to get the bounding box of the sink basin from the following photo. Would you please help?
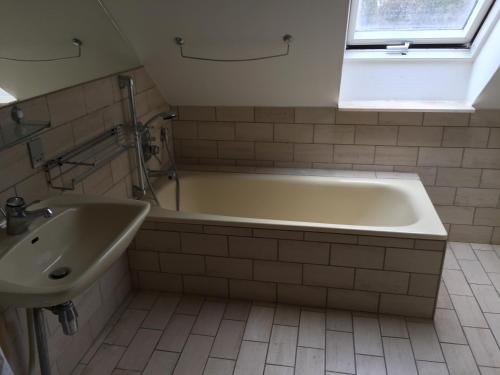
[0,195,150,307]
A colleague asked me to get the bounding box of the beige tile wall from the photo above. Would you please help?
[130,219,446,319]
[0,67,171,374]
[172,106,500,244]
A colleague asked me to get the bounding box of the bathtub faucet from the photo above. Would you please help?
[147,165,176,178]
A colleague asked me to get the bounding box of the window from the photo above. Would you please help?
[347,0,495,49]
[0,87,16,104]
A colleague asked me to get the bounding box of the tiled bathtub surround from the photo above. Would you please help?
[129,220,446,318]
[0,67,171,374]
[171,106,500,244]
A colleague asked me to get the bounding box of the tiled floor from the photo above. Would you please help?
[74,242,500,375]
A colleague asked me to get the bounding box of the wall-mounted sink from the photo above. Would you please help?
[0,195,149,308]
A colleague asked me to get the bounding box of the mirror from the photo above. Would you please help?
[0,0,140,103]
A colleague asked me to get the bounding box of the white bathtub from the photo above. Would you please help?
[134,169,447,317]
[149,170,447,240]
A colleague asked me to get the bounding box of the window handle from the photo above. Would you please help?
[386,41,411,55]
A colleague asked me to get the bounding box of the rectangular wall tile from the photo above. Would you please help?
[236,122,273,141]
[314,125,354,144]
[254,260,302,284]
[183,276,228,297]
[206,256,252,279]
[385,248,442,274]
[279,240,329,264]
[216,107,254,122]
[443,127,489,147]
[331,244,385,269]
[463,149,500,169]
[375,146,418,165]
[328,288,379,313]
[303,264,354,289]
[230,279,277,302]
[379,294,434,318]
[418,148,463,167]
[255,107,294,123]
[277,284,327,307]
[181,233,228,256]
[398,126,443,146]
[295,107,335,124]
[229,236,278,260]
[275,123,313,143]
[355,269,409,294]
[293,143,333,163]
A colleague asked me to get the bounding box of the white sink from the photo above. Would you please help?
[0,195,149,308]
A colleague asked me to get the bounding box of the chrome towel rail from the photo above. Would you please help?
[44,126,129,191]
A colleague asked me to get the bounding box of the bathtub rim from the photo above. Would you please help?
[147,170,448,241]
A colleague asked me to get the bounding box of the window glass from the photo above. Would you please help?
[356,0,479,31]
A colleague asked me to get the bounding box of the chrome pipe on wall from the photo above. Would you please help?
[118,75,147,199]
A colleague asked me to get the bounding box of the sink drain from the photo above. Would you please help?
[49,267,71,280]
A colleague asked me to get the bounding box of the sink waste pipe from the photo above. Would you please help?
[27,302,79,375]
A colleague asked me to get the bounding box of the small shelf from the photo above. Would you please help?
[0,105,51,151]
[45,126,130,191]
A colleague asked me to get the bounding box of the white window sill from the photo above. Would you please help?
[338,100,475,113]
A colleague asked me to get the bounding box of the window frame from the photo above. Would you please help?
[346,0,495,48]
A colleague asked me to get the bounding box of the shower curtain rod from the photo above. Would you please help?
[174,34,293,62]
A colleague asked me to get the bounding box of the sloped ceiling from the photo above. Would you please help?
[0,0,139,102]
[103,0,350,106]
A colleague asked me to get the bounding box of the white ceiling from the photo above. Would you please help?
[0,0,139,102]
[103,0,350,107]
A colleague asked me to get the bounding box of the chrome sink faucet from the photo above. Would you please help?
[1,196,53,235]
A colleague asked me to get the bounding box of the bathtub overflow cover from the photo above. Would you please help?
[49,267,71,280]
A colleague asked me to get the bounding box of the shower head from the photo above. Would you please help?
[143,111,177,129]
